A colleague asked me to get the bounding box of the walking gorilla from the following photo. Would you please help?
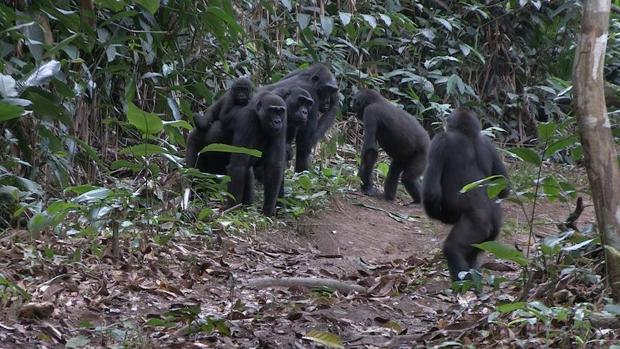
[352,89,430,203]
[422,108,510,280]
[262,63,339,172]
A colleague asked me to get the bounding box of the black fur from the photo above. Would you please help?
[195,77,254,131]
[352,89,430,203]
[262,63,339,172]
[422,108,510,280]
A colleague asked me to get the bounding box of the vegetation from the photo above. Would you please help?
[1,0,619,347]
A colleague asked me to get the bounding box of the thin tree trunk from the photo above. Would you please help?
[572,0,620,301]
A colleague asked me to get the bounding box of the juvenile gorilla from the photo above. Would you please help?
[225,92,287,216]
[422,108,510,280]
[186,77,254,172]
[195,77,254,131]
[352,89,430,203]
[262,63,339,172]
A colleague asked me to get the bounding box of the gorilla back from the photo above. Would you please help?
[422,108,509,280]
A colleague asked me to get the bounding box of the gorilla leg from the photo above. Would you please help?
[401,153,426,203]
[295,130,314,172]
[242,168,255,205]
[384,161,404,201]
[443,210,493,280]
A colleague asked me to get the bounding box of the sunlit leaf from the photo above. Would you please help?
[0,102,24,122]
[126,102,164,135]
[473,241,528,266]
[303,330,344,349]
[507,148,541,165]
[339,12,352,26]
[0,74,18,97]
[21,60,61,88]
[135,0,159,14]
[362,14,377,29]
[320,15,334,37]
[200,143,262,158]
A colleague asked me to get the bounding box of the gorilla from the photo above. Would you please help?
[272,86,314,161]
[223,92,287,216]
[351,89,430,203]
[262,63,339,172]
[195,77,254,132]
[422,108,510,280]
[186,77,254,172]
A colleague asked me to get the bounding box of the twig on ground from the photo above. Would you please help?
[244,277,367,294]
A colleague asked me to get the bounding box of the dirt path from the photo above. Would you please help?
[0,189,596,348]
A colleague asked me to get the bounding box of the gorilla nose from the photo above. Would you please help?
[271,119,282,128]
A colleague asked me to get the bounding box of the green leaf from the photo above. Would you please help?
[542,176,561,199]
[508,148,541,165]
[0,102,24,122]
[134,0,159,14]
[544,135,578,157]
[126,102,163,135]
[121,143,167,157]
[537,121,557,142]
[496,302,527,313]
[28,213,50,234]
[198,208,214,220]
[473,241,528,266]
[446,74,458,95]
[74,188,111,203]
[362,14,377,29]
[110,160,142,173]
[303,330,344,349]
[162,119,193,130]
[339,12,352,26]
[64,185,100,195]
[95,0,127,11]
[460,175,506,195]
[199,143,262,158]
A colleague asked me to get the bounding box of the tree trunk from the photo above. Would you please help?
[572,0,620,301]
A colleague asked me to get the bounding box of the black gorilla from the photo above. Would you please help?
[224,92,287,216]
[422,108,510,280]
[352,89,430,203]
[195,77,254,131]
[272,87,314,161]
[262,63,339,172]
[186,77,254,171]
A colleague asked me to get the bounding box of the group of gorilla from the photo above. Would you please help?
[186,64,510,280]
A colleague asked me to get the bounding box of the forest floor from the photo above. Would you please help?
[0,178,597,348]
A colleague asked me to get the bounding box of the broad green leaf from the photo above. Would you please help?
[162,119,192,130]
[303,330,344,349]
[46,201,80,214]
[198,208,214,220]
[460,175,505,194]
[446,74,458,95]
[339,12,352,26]
[379,14,391,26]
[110,159,143,172]
[0,74,18,97]
[508,148,541,165]
[74,188,111,203]
[362,14,377,29]
[64,185,100,195]
[473,241,528,266]
[542,176,561,199]
[134,0,159,14]
[28,213,50,234]
[0,102,24,122]
[496,302,527,313]
[126,103,163,135]
[95,0,126,11]
[121,143,167,157]
[537,121,556,142]
[320,15,334,37]
[200,143,262,158]
[544,135,578,157]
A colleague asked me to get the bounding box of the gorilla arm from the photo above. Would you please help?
[261,134,286,216]
[226,112,258,206]
[359,112,380,195]
[422,133,448,222]
[313,90,339,143]
[196,97,225,131]
[484,137,510,199]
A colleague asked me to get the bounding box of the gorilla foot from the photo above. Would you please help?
[361,186,381,197]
